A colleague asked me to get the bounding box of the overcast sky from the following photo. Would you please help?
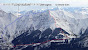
[0,0,88,12]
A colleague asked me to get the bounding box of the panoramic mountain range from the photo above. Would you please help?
[0,7,88,50]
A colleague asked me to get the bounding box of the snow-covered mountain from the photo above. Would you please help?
[50,8,88,35]
[0,7,88,50]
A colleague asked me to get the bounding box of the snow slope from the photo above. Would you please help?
[50,8,88,35]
